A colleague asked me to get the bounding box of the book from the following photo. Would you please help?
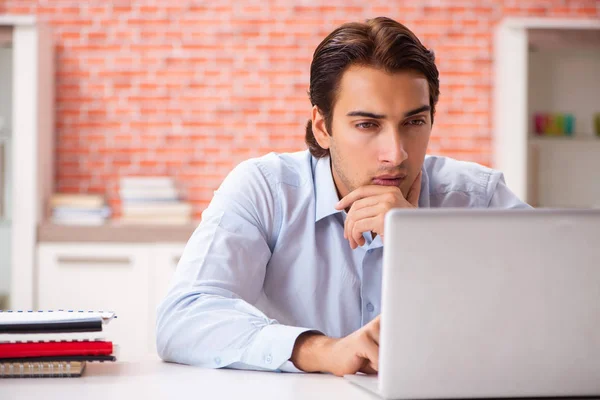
[0,341,113,359]
[0,360,86,378]
[119,187,179,201]
[0,310,115,334]
[0,331,106,343]
[51,206,111,226]
[52,206,111,217]
[120,215,191,225]
[120,176,175,189]
[121,202,192,217]
[51,215,107,226]
[0,354,116,363]
[49,194,105,209]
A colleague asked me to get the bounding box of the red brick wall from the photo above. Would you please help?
[3,1,599,218]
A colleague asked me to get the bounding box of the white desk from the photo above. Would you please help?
[3,360,599,400]
[0,360,379,400]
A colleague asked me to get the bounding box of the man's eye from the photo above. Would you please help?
[407,119,426,126]
[356,122,377,129]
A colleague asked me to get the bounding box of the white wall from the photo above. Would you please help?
[0,47,12,131]
[0,224,9,296]
[0,46,12,297]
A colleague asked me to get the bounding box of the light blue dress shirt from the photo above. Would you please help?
[156,150,529,372]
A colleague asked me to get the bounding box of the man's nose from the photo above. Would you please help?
[379,129,408,165]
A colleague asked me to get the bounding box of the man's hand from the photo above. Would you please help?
[290,316,381,377]
[335,172,422,249]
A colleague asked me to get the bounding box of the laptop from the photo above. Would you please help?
[345,208,600,399]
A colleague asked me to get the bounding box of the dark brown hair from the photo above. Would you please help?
[305,17,440,158]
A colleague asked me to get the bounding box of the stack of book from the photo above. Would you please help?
[0,310,117,378]
[119,176,192,225]
[49,194,111,226]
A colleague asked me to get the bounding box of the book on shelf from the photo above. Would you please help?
[52,206,111,216]
[49,194,105,209]
[120,214,191,225]
[118,176,194,224]
[50,215,107,226]
[121,202,192,217]
[119,187,179,201]
[49,193,111,225]
[51,206,111,226]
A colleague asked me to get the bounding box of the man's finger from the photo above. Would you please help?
[335,185,391,211]
[351,217,377,249]
[358,336,379,372]
[368,319,380,345]
[345,204,378,248]
[359,363,378,375]
[406,171,422,207]
[347,204,383,234]
[344,198,380,244]
[346,196,381,213]
[349,220,365,249]
[345,217,359,249]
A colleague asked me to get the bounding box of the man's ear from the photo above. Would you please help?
[311,105,331,150]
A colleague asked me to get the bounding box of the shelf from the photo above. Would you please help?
[38,220,198,243]
[528,28,600,51]
[528,135,600,145]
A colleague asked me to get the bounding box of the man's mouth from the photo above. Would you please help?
[372,175,406,186]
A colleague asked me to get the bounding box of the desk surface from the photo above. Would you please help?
[4,360,600,400]
[0,360,379,400]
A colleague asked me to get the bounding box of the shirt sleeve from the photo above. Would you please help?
[487,172,532,209]
[156,160,314,372]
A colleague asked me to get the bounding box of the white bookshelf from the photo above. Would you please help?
[494,18,600,208]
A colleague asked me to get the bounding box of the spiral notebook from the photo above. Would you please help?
[0,360,86,378]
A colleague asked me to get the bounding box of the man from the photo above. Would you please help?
[156,17,529,376]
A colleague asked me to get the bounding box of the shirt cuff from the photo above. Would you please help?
[242,324,315,371]
[278,360,305,373]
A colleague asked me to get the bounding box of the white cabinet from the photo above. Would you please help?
[37,242,184,361]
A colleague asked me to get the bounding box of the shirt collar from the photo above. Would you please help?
[313,155,344,222]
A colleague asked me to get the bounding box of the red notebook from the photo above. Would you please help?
[0,341,113,359]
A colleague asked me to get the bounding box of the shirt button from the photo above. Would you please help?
[214,357,221,365]
[265,355,272,364]
[366,303,374,312]
[367,249,373,254]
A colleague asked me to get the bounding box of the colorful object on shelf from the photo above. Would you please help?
[564,114,574,136]
[533,113,547,135]
[533,113,575,136]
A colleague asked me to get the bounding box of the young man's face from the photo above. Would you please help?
[313,65,432,200]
